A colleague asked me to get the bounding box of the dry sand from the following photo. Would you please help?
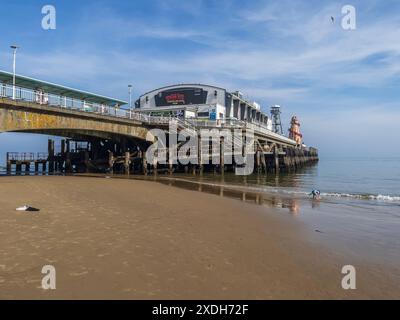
[0,175,398,299]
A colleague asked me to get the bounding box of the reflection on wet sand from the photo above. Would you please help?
[76,173,310,215]
[156,177,302,215]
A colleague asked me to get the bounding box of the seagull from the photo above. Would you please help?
[331,16,335,23]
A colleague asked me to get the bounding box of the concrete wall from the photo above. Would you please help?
[0,99,151,142]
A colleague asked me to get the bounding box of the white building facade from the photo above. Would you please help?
[135,84,272,130]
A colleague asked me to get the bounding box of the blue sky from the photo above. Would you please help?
[1,0,400,160]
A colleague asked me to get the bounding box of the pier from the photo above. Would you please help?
[5,152,47,175]
[0,71,318,176]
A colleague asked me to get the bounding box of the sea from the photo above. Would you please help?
[1,156,399,202]
[189,156,400,203]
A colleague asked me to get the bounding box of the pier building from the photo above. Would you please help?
[135,84,273,130]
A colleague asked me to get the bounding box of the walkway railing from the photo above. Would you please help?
[0,83,130,118]
[6,152,48,161]
[0,82,295,144]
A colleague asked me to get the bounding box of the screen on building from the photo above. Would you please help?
[154,87,208,106]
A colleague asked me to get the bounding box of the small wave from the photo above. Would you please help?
[216,183,400,203]
[370,194,400,202]
[165,177,400,204]
[316,192,399,202]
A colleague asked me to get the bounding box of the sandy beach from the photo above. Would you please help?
[0,175,399,299]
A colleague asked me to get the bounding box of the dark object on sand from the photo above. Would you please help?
[16,205,40,212]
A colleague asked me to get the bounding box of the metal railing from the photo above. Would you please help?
[1,82,295,143]
[0,82,129,118]
[6,152,48,161]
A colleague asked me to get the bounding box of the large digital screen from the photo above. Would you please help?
[154,87,208,106]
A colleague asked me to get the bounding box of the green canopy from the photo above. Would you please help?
[0,70,127,106]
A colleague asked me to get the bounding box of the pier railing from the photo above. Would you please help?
[0,82,295,144]
[6,152,48,161]
[0,83,130,118]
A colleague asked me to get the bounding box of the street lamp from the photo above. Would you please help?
[10,45,19,100]
[128,85,133,119]
[128,84,133,109]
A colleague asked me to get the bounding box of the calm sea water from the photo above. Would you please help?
[1,157,399,202]
[170,157,400,203]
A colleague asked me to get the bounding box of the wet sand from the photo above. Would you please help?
[0,175,399,299]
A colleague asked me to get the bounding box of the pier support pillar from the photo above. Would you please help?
[142,151,147,175]
[220,137,225,175]
[60,139,66,173]
[124,152,130,175]
[168,148,174,175]
[108,151,114,174]
[256,150,261,174]
[84,151,90,173]
[48,139,55,174]
[198,136,203,175]
[274,146,280,174]
[16,163,22,175]
[6,153,11,175]
[25,163,30,175]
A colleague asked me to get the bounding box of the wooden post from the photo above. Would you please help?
[220,137,225,175]
[124,151,130,175]
[6,153,11,175]
[153,149,158,176]
[256,149,261,174]
[168,148,174,175]
[198,134,203,175]
[142,151,147,175]
[84,151,90,173]
[65,140,72,173]
[60,139,66,173]
[16,163,22,175]
[25,162,30,175]
[108,151,114,174]
[48,139,55,174]
[261,151,267,174]
[274,145,280,174]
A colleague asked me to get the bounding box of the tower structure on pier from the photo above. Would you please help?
[270,105,283,134]
[288,115,303,145]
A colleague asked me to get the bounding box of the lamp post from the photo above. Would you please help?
[128,84,133,119]
[128,84,133,108]
[10,45,19,100]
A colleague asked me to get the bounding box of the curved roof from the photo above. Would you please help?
[0,70,127,106]
[139,83,227,97]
